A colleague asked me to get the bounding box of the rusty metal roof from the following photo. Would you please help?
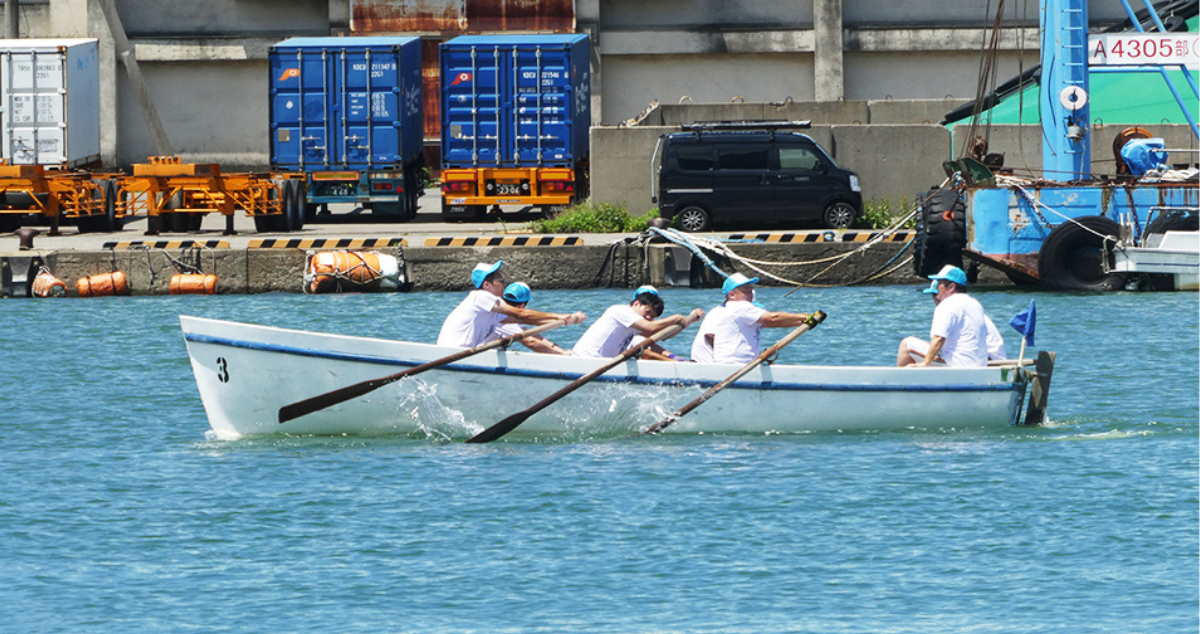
[351,0,576,35]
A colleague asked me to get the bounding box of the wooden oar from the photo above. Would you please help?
[466,324,686,444]
[278,319,569,424]
[642,311,826,435]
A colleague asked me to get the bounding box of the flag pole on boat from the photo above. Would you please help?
[1009,299,1036,366]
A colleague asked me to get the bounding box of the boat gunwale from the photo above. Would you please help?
[182,329,1021,395]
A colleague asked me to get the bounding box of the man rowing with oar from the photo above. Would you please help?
[483,282,573,355]
[437,261,586,348]
[698,273,813,365]
[571,285,703,359]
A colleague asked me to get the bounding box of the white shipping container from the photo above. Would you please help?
[0,38,100,168]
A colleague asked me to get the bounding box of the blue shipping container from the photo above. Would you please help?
[269,37,423,170]
[440,34,590,169]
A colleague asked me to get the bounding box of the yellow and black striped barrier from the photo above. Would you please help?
[103,240,230,250]
[247,237,408,249]
[424,235,583,247]
[727,231,914,243]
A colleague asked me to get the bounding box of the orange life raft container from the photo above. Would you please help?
[306,251,402,293]
[76,271,129,297]
[32,270,67,297]
[170,273,218,295]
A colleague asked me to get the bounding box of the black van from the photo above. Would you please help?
[653,121,863,232]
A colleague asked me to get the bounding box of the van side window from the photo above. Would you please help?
[779,147,823,171]
[675,146,714,171]
[717,146,769,170]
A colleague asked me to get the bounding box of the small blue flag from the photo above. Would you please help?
[1009,299,1036,345]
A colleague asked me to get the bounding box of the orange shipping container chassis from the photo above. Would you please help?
[0,164,106,235]
[124,157,289,236]
[440,167,577,217]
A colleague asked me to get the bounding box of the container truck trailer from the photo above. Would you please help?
[0,38,119,234]
[269,37,425,223]
[439,34,590,221]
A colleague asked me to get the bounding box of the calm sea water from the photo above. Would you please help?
[1,286,1196,633]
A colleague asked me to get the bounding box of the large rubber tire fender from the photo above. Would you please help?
[1142,210,1197,248]
[1037,215,1125,291]
[913,188,966,277]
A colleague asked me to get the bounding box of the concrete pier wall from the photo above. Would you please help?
[13,240,1012,298]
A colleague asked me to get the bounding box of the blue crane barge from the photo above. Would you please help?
[931,0,1197,291]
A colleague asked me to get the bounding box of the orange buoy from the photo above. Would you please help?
[76,271,129,297]
[306,251,401,293]
[170,273,218,295]
[32,270,67,297]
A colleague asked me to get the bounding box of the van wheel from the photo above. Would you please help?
[677,206,710,232]
[823,202,857,230]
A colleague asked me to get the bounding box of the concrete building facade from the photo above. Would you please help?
[1,0,1167,200]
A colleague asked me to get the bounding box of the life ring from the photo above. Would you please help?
[912,188,966,277]
[1037,215,1125,291]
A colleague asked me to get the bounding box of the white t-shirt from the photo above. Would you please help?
[436,289,506,348]
[712,300,767,364]
[689,304,726,364]
[487,321,523,341]
[984,315,1007,360]
[572,304,643,358]
[929,292,989,367]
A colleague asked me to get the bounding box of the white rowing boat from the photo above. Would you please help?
[180,315,1048,440]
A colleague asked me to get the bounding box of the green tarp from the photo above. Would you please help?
[960,16,1198,126]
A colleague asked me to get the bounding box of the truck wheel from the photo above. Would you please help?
[822,201,857,230]
[1037,215,1125,291]
[103,181,124,231]
[274,180,296,232]
[676,206,710,232]
[288,181,305,231]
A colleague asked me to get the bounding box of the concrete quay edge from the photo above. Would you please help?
[4,238,1011,297]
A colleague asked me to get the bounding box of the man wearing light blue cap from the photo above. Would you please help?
[704,273,812,364]
[571,285,704,359]
[483,282,571,355]
[437,261,585,348]
[897,264,989,367]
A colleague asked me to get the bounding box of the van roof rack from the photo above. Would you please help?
[680,120,812,131]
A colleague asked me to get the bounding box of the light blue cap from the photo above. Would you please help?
[927,264,968,287]
[471,261,503,288]
[722,273,760,295]
[921,280,938,294]
[503,282,532,303]
[633,285,659,299]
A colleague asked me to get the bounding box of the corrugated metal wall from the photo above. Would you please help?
[350,0,577,172]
